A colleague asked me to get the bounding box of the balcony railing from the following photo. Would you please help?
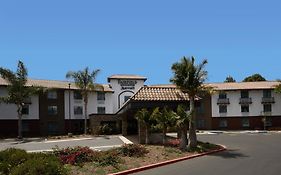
[239,98,252,104]
[262,97,275,104]
[217,98,230,105]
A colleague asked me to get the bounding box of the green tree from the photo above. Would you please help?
[243,74,266,82]
[66,67,101,134]
[151,107,177,145]
[175,104,190,150]
[170,56,208,150]
[0,61,40,139]
[224,75,236,83]
[135,108,151,144]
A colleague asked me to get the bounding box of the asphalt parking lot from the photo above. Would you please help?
[0,135,129,152]
[133,132,281,175]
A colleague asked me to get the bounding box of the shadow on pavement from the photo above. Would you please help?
[209,149,249,159]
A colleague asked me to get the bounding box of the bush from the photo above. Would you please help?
[118,144,148,157]
[53,146,96,166]
[101,124,113,135]
[0,148,29,174]
[93,150,121,167]
[10,156,66,175]
[165,139,180,147]
[0,148,66,175]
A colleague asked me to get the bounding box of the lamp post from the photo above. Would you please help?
[68,83,72,136]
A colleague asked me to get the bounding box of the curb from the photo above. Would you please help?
[108,145,227,175]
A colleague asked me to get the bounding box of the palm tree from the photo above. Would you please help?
[151,107,177,145]
[175,104,190,150]
[135,108,151,144]
[171,56,208,150]
[0,61,39,139]
[66,67,100,134]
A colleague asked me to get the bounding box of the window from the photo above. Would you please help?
[74,91,82,100]
[219,119,228,128]
[263,90,272,98]
[22,105,29,115]
[97,92,105,101]
[219,105,227,113]
[195,101,204,113]
[47,91,57,99]
[241,90,249,98]
[264,104,272,112]
[241,105,249,113]
[74,106,83,115]
[242,118,250,127]
[124,96,131,103]
[97,107,106,114]
[48,106,58,115]
[219,92,227,99]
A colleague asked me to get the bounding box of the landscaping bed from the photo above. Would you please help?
[0,141,222,175]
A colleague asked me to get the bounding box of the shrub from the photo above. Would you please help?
[93,150,121,167]
[118,144,148,157]
[10,156,66,175]
[53,146,97,165]
[0,148,29,174]
[165,139,180,147]
[101,124,113,135]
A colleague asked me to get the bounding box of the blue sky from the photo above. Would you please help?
[0,0,280,85]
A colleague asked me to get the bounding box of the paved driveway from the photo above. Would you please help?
[0,136,127,152]
[133,133,281,175]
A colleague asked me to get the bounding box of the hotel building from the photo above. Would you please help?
[0,75,281,137]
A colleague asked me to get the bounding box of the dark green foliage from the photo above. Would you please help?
[100,124,113,135]
[243,73,266,82]
[118,144,149,157]
[0,148,66,175]
[93,150,121,167]
[10,156,66,175]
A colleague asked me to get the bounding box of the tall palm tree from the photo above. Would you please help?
[135,108,151,144]
[151,107,176,145]
[171,56,208,150]
[66,67,100,134]
[0,61,39,139]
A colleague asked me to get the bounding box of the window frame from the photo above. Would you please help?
[219,105,227,113]
[47,91,57,99]
[48,105,58,115]
[74,106,83,115]
[74,91,83,100]
[97,107,106,114]
[263,104,272,112]
[241,105,249,113]
[97,92,105,101]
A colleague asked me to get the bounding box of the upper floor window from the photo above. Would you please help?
[47,91,57,99]
[219,92,227,99]
[263,104,272,112]
[48,106,58,115]
[22,105,29,115]
[97,107,106,114]
[74,91,82,100]
[74,106,83,115]
[263,90,272,98]
[219,105,227,113]
[97,92,105,101]
[241,105,249,113]
[241,90,249,98]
